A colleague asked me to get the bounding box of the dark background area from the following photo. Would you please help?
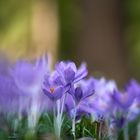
[59,0,140,86]
[0,0,140,86]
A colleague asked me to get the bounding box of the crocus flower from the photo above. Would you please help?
[43,71,65,101]
[111,81,139,120]
[107,94,130,130]
[70,78,94,103]
[63,78,94,140]
[65,78,94,119]
[43,61,88,101]
[109,81,139,129]
[112,90,135,110]
[10,55,48,95]
[10,56,49,129]
[80,78,117,121]
[125,80,140,121]
[126,79,140,97]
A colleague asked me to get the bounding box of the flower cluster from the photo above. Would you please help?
[0,55,140,139]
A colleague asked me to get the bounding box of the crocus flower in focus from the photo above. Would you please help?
[43,71,65,101]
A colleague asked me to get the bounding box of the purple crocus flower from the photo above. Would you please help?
[126,80,140,96]
[109,81,140,129]
[126,79,140,105]
[64,78,94,139]
[10,55,48,95]
[112,90,135,110]
[108,91,130,129]
[43,61,88,139]
[65,78,94,119]
[43,61,88,101]
[43,71,65,101]
[10,56,50,129]
[111,80,139,118]
[125,80,140,121]
[70,78,94,103]
[80,78,117,121]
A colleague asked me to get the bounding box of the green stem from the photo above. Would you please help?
[136,123,140,140]
[72,113,76,140]
[71,100,76,140]
[54,94,66,140]
[96,122,100,140]
[124,123,129,140]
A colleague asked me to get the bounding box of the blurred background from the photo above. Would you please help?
[0,0,140,86]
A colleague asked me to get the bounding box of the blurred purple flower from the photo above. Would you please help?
[9,56,50,128]
[112,90,135,110]
[0,74,20,113]
[80,78,117,121]
[109,80,140,129]
[125,80,140,120]
[10,56,48,95]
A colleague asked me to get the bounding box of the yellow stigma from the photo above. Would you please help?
[50,87,55,93]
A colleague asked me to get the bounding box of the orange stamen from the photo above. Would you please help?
[50,87,55,93]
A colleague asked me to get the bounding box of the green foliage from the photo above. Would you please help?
[125,0,140,79]
[74,116,96,139]
[1,112,140,140]
[0,0,28,33]
[117,115,140,140]
[0,113,96,140]
[37,112,72,140]
[0,113,28,140]
[37,112,54,136]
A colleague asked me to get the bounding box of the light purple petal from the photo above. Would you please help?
[74,63,88,83]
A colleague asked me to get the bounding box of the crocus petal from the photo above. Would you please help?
[75,87,83,102]
[53,86,65,100]
[67,62,77,72]
[64,67,75,84]
[74,63,88,83]
[55,61,65,75]
[112,90,135,109]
